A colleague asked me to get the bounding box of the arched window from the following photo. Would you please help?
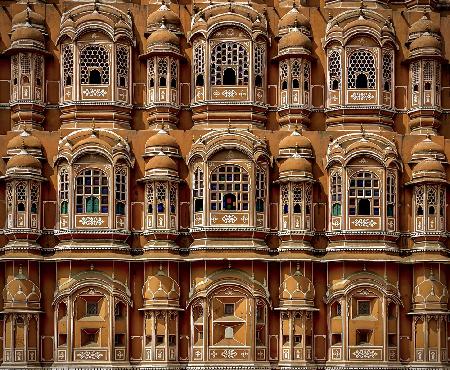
[80,45,110,85]
[416,185,424,216]
[20,54,31,85]
[16,182,27,212]
[75,169,109,214]
[116,45,129,88]
[115,167,126,215]
[35,56,43,88]
[254,44,265,88]
[382,51,393,93]
[210,42,249,86]
[293,185,302,214]
[349,171,380,216]
[194,42,205,87]
[12,55,19,87]
[303,62,310,91]
[412,61,420,93]
[193,168,204,212]
[63,45,74,87]
[331,172,342,216]
[170,60,177,88]
[282,185,289,214]
[210,165,249,211]
[387,174,395,217]
[59,169,69,214]
[329,50,341,90]
[30,183,39,214]
[256,168,265,213]
[146,183,154,214]
[156,182,166,213]
[148,59,155,89]
[280,62,288,91]
[348,50,376,89]
[170,184,177,214]
[158,59,168,87]
[427,186,437,215]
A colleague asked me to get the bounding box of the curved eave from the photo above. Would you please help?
[272,49,315,62]
[3,45,51,57]
[139,49,185,61]
[137,175,182,183]
[408,310,450,315]
[138,306,183,311]
[403,53,446,64]
[405,177,449,186]
[274,306,319,311]
[0,174,47,182]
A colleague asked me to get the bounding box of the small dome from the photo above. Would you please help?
[279,130,312,151]
[279,7,310,31]
[10,25,45,43]
[143,270,180,307]
[145,153,177,171]
[409,15,440,36]
[72,135,111,152]
[145,129,179,149]
[412,137,444,156]
[4,279,41,304]
[410,33,441,51]
[279,28,311,51]
[6,152,42,171]
[280,156,312,174]
[279,270,315,308]
[147,27,179,47]
[147,3,181,29]
[413,272,448,312]
[7,131,42,152]
[412,159,446,182]
[12,6,45,28]
[343,18,380,33]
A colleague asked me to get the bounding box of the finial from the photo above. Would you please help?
[227,119,231,132]
[360,0,364,8]
[192,135,196,143]
[363,262,367,271]
[296,262,300,272]
[161,16,167,29]
[90,264,94,271]
[360,124,366,138]
[292,0,297,9]
[228,261,232,269]
[18,265,23,276]
[91,118,97,137]
[294,19,299,30]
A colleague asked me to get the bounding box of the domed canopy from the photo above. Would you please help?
[410,33,442,51]
[145,153,177,172]
[279,28,311,51]
[279,130,313,158]
[409,15,440,37]
[146,3,181,35]
[413,272,448,312]
[7,130,43,157]
[279,155,314,182]
[147,26,179,47]
[278,5,310,37]
[411,136,446,163]
[145,128,180,159]
[6,151,42,176]
[411,159,447,183]
[279,270,315,309]
[3,268,41,311]
[142,269,180,309]
[7,24,47,54]
[12,5,45,33]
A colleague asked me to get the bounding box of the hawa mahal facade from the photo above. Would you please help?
[0,0,449,368]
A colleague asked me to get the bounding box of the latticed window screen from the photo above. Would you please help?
[349,171,380,216]
[16,182,27,212]
[412,61,420,92]
[63,44,74,86]
[156,182,166,213]
[30,183,39,214]
[146,183,154,213]
[303,61,310,90]
[6,184,13,214]
[387,173,396,217]
[305,183,312,215]
[347,50,376,89]
[12,55,19,85]
[256,167,265,212]
[194,42,205,86]
[169,183,177,214]
[80,45,110,84]
[20,54,31,84]
[148,59,155,88]
[59,169,69,214]
[382,51,393,92]
[115,167,127,215]
[328,50,341,90]
[193,168,204,212]
[116,45,129,87]
[254,44,265,87]
[331,172,342,216]
[210,42,249,86]
[210,165,249,211]
[75,169,109,214]
[282,184,289,214]
[170,60,177,88]
[439,187,445,217]
[158,58,168,87]
[34,56,43,87]
[280,61,288,90]
[427,185,437,215]
[415,185,425,215]
[293,184,303,214]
